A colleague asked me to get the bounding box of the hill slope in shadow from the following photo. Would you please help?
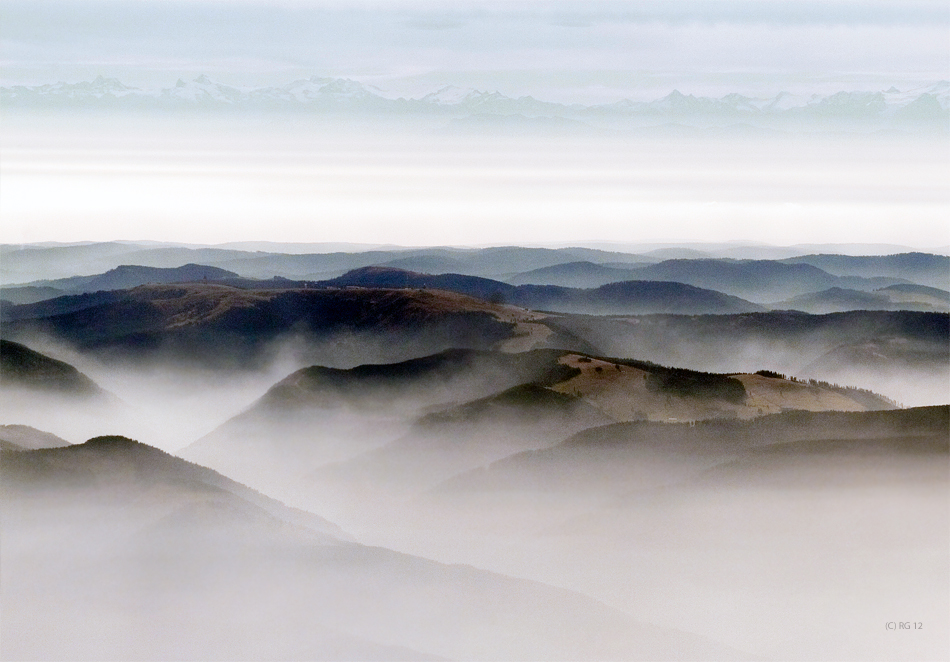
[3,283,552,368]
[1,338,105,396]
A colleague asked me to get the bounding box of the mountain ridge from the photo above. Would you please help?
[4,75,947,131]
[1,283,553,367]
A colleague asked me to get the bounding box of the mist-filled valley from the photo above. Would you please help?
[1,236,948,662]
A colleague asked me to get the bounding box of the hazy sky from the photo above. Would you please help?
[2,0,948,99]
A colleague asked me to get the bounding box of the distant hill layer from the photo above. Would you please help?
[0,242,649,284]
[781,253,950,289]
[609,259,913,301]
[772,285,950,314]
[0,286,64,306]
[560,309,949,354]
[325,262,946,313]
[879,283,950,301]
[323,266,764,314]
[1,263,239,304]
[7,255,943,312]
[0,425,71,452]
[504,255,945,301]
[5,242,945,294]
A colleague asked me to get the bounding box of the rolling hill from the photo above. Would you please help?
[302,353,897,502]
[1,435,347,540]
[246,348,579,412]
[198,346,898,439]
[552,310,949,406]
[547,353,895,421]
[186,347,897,499]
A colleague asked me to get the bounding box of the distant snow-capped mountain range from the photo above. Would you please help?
[3,75,948,128]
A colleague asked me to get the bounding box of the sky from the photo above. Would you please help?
[1,0,948,249]
[2,0,948,99]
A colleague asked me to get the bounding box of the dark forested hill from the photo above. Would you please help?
[0,339,104,396]
[1,283,528,367]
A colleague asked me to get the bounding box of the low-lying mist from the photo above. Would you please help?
[293,410,949,661]
[3,436,756,661]
[3,329,516,453]
[1,344,290,452]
